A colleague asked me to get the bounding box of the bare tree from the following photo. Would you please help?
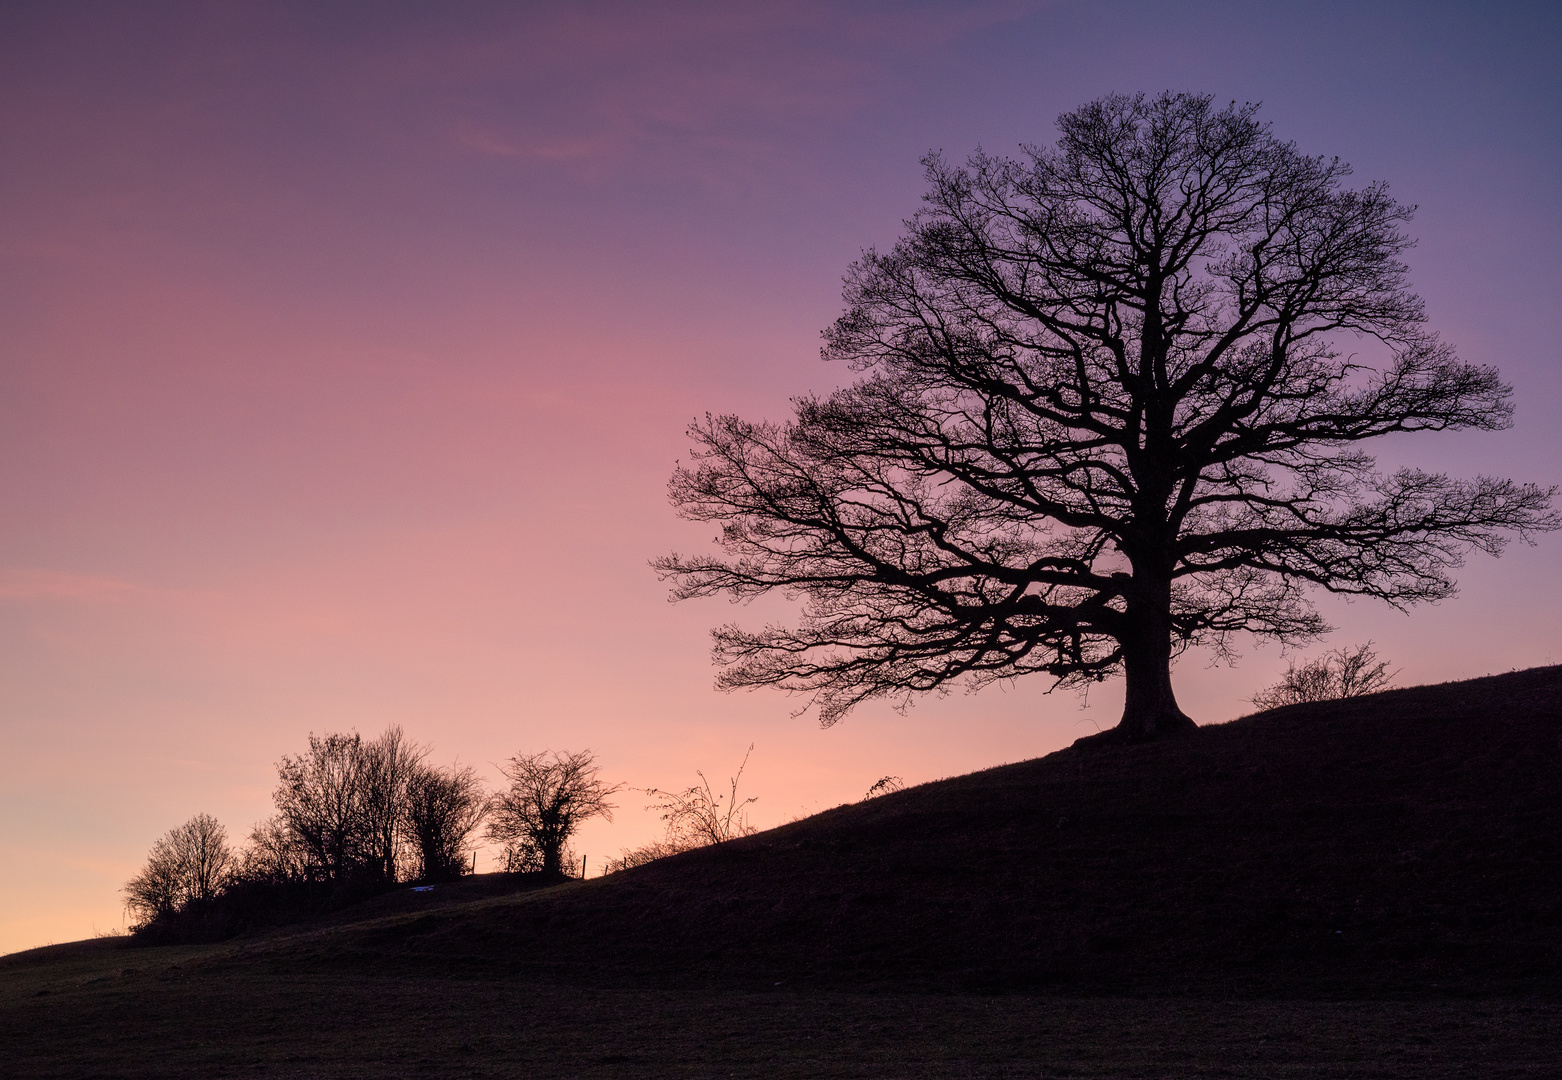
[123,813,233,928]
[404,761,488,882]
[486,750,621,878]
[358,726,427,883]
[124,842,182,927]
[656,91,1556,741]
[1251,641,1398,710]
[233,815,309,885]
[273,732,369,882]
[176,813,233,903]
[270,727,434,884]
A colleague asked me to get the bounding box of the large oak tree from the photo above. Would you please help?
[657,93,1556,741]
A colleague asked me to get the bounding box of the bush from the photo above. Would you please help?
[1251,642,1398,711]
[603,839,690,875]
[607,746,758,874]
[232,815,309,886]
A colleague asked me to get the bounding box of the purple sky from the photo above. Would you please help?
[2,0,1558,952]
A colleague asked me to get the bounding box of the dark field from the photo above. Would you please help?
[6,666,1562,1077]
[5,943,1561,1078]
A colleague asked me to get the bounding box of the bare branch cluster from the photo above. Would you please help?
[864,775,905,799]
[606,747,759,873]
[602,839,688,874]
[656,92,1557,739]
[647,743,759,847]
[1250,641,1398,710]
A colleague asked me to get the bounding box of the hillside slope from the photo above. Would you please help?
[6,667,1562,1078]
[290,664,1562,996]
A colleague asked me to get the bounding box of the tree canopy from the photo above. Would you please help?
[657,92,1556,740]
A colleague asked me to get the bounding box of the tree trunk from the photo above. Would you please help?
[539,826,565,878]
[1117,573,1197,741]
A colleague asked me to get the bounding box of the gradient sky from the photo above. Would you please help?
[2,0,1558,954]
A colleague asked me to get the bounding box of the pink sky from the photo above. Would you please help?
[3,1,1559,953]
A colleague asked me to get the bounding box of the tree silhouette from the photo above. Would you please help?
[657,92,1556,741]
[357,726,426,884]
[273,732,371,882]
[404,761,488,882]
[271,727,426,883]
[123,813,233,928]
[486,750,620,877]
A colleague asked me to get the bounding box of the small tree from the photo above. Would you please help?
[1251,641,1398,710]
[358,725,427,883]
[273,732,369,882]
[123,813,233,928]
[486,750,620,878]
[404,761,488,882]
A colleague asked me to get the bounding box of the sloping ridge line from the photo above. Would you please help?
[28,665,1562,996]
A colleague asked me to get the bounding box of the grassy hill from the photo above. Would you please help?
[315,663,1562,997]
[5,665,1562,1077]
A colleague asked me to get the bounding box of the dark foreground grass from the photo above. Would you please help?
[6,666,1562,1076]
[5,939,1561,1078]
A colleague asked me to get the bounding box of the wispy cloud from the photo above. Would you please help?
[342,1,1048,189]
[0,568,151,603]
[450,121,607,162]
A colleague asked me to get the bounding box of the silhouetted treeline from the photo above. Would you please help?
[127,726,490,941]
[124,730,628,943]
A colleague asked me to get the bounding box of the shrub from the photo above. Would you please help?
[1251,642,1398,711]
[607,746,758,874]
